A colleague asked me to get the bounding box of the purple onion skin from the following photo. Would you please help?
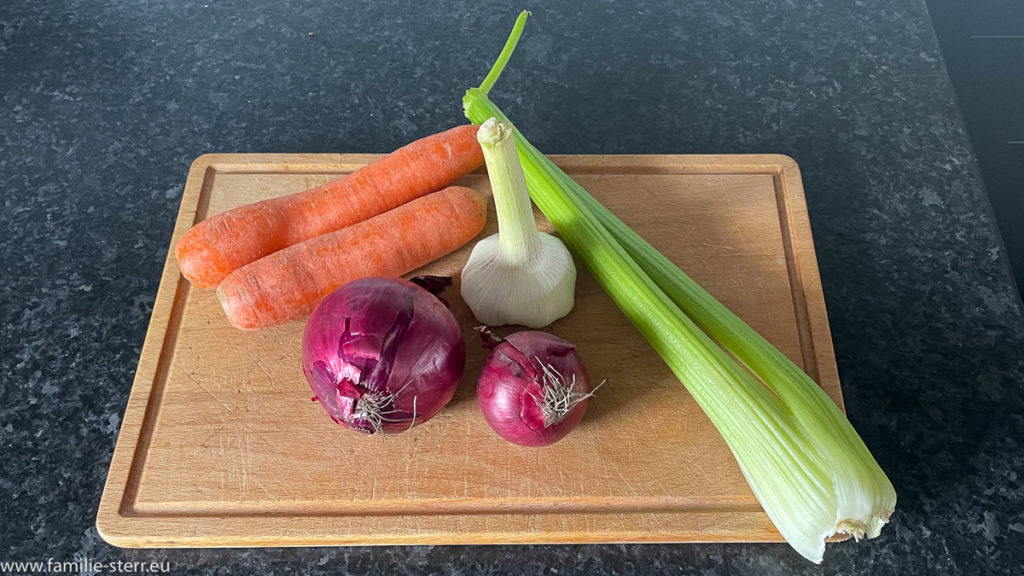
[477,331,592,447]
[302,277,465,434]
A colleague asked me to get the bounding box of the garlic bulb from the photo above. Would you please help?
[461,118,576,328]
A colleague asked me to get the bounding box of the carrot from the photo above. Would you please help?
[176,125,484,288]
[216,185,488,330]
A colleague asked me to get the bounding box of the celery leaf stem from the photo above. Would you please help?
[478,11,529,94]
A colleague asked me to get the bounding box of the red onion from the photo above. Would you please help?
[476,328,598,447]
[302,276,465,434]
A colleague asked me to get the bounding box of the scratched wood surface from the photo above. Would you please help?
[97,154,842,547]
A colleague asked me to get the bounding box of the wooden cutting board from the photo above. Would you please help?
[97,153,842,547]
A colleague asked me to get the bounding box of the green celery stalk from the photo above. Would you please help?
[462,11,895,563]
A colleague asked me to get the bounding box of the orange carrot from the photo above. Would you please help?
[216,185,488,330]
[176,125,484,288]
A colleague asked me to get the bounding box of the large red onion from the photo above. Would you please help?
[302,277,465,434]
[476,329,597,447]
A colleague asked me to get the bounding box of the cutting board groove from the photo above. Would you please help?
[98,153,841,548]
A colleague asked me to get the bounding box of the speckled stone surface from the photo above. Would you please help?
[2,0,1022,574]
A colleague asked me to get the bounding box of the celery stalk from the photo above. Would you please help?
[462,11,895,563]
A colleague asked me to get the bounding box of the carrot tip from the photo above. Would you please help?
[215,285,249,330]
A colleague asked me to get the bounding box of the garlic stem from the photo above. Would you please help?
[477,118,542,264]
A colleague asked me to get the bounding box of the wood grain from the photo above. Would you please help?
[96,154,842,548]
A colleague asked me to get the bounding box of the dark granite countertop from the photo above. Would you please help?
[2,0,1022,574]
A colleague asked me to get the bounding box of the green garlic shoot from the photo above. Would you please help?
[461,117,577,328]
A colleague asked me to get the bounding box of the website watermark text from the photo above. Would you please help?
[0,557,172,574]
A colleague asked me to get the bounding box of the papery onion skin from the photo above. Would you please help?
[301,277,465,434]
[477,330,592,447]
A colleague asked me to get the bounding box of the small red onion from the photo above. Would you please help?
[302,276,465,434]
[476,328,598,447]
